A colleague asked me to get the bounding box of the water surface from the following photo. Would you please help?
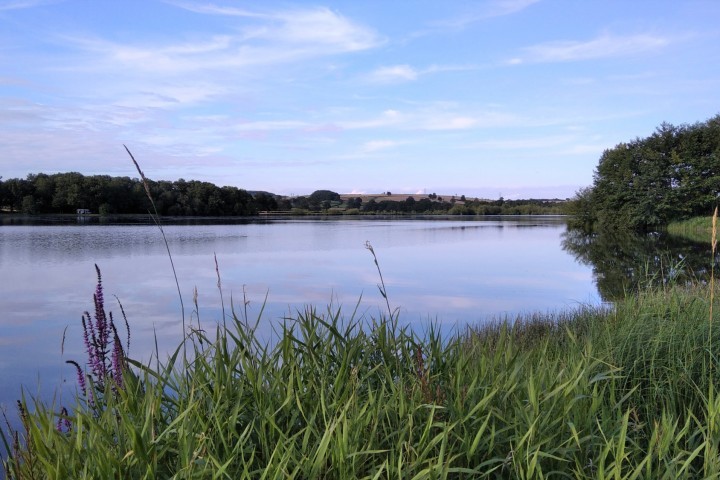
[1,216,600,411]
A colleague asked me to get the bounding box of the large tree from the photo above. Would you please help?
[569,114,720,231]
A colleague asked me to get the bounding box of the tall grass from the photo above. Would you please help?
[667,216,715,243]
[4,275,720,477]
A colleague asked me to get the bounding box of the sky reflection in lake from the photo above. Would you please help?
[0,217,600,411]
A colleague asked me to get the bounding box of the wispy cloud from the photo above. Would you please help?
[362,139,403,152]
[367,63,477,83]
[338,105,524,132]
[424,116,478,130]
[508,33,671,64]
[340,109,405,130]
[463,135,607,157]
[163,1,270,19]
[0,0,56,11]
[114,83,228,109]
[468,135,576,150]
[57,4,383,77]
[432,0,540,29]
[368,65,418,83]
[170,2,383,52]
[490,0,542,16]
[233,120,313,132]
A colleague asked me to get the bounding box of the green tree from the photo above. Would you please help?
[51,172,86,213]
[0,176,6,211]
[565,187,597,232]
[254,192,278,211]
[21,195,37,214]
[579,114,720,231]
[28,173,55,212]
[308,190,341,203]
[4,178,31,212]
[362,198,377,212]
[404,196,416,212]
[347,197,362,209]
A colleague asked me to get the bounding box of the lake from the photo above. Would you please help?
[1,215,601,413]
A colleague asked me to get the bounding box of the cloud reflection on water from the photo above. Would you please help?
[0,217,598,410]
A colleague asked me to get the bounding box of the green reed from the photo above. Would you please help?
[666,215,715,243]
[5,278,720,478]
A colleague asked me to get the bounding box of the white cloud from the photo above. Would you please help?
[340,109,406,129]
[172,3,382,52]
[368,65,418,83]
[463,135,607,157]
[232,120,312,132]
[163,2,270,19]
[481,0,541,19]
[367,63,477,83]
[363,140,402,152]
[114,83,228,109]
[0,0,55,11]
[338,106,528,133]
[510,33,671,64]
[425,116,478,130]
[57,5,383,76]
[267,7,382,52]
[432,0,540,29]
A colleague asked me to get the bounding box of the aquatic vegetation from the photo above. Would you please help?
[3,272,720,477]
[73,264,130,394]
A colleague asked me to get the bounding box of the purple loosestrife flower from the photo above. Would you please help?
[81,312,103,382]
[69,265,131,399]
[110,319,124,389]
[66,360,87,397]
[93,265,110,369]
[56,407,71,433]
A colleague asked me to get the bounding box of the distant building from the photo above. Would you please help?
[76,208,91,215]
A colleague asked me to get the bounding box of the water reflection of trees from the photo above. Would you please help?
[562,229,716,301]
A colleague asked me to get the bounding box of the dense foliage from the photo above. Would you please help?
[0,172,565,217]
[567,114,720,231]
[353,196,564,215]
[0,172,258,216]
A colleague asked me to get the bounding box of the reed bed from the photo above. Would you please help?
[3,278,720,479]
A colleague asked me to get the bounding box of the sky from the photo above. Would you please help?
[1,0,719,199]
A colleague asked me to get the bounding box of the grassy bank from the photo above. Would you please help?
[4,280,720,478]
[667,216,714,242]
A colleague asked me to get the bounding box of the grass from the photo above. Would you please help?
[667,216,715,242]
[3,276,720,478]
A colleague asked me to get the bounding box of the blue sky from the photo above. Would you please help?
[1,0,719,198]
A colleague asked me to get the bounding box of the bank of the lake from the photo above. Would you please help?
[667,216,715,243]
[4,281,720,478]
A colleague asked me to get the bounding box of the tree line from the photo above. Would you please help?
[566,114,720,231]
[0,172,566,217]
[351,196,564,215]
[0,173,258,216]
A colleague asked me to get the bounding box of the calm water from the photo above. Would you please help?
[0,216,600,411]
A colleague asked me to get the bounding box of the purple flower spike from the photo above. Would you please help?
[69,265,130,403]
[56,406,71,433]
[66,360,87,397]
[110,320,124,389]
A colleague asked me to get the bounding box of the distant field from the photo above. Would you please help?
[339,193,482,203]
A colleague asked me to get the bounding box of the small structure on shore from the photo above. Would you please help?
[76,208,91,215]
